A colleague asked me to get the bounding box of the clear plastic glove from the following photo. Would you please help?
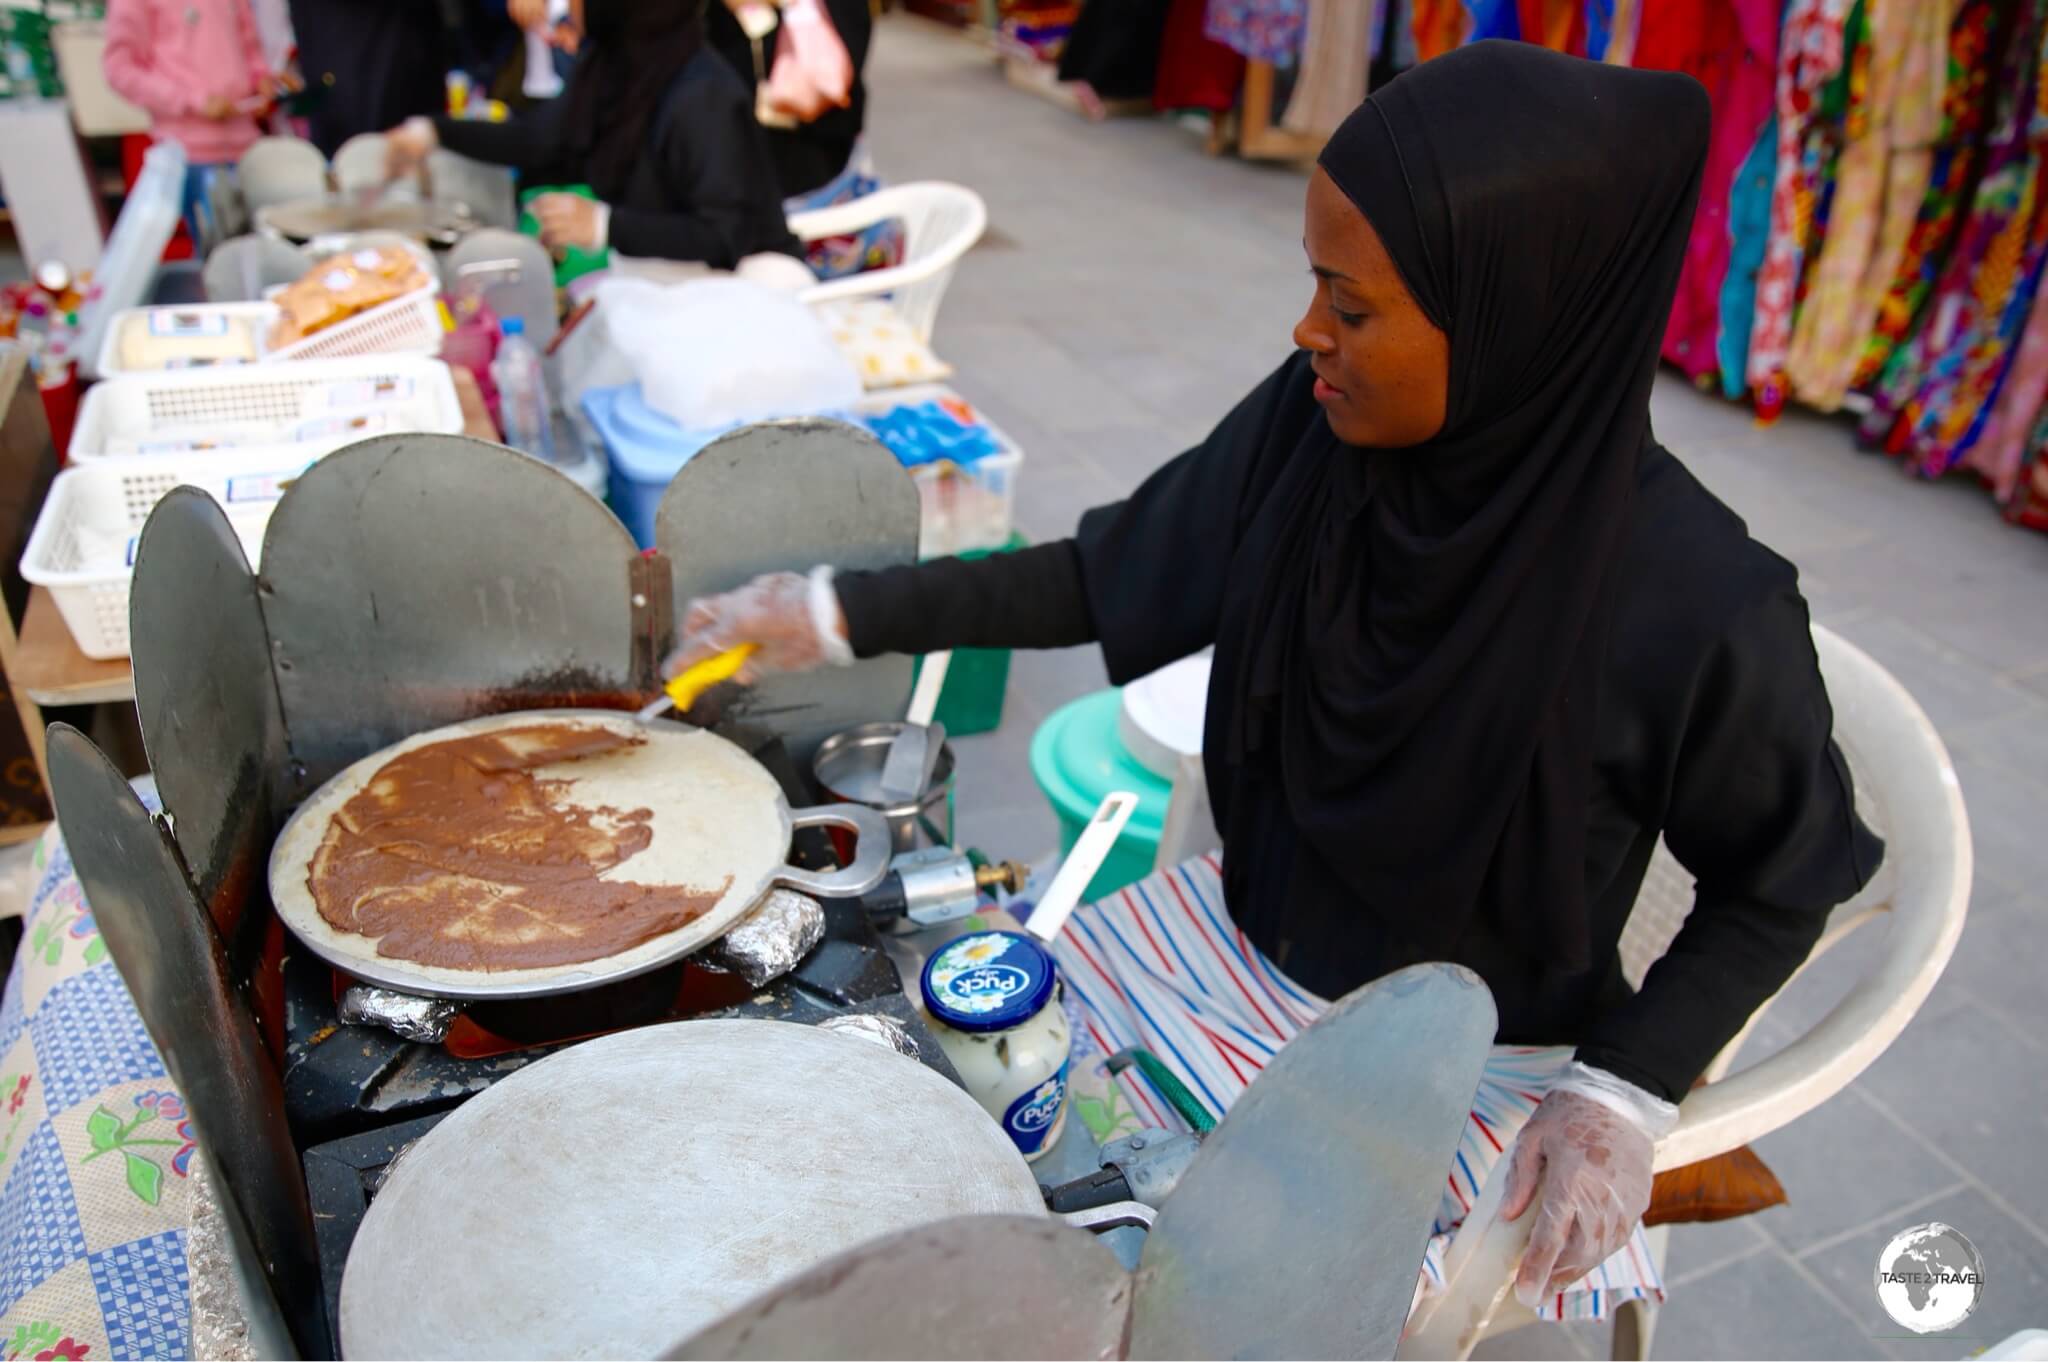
[384,117,438,179]
[1501,1063,1676,1309]
[664,567,853,683]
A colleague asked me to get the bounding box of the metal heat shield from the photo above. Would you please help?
[46,728,329,1358]
[255,433,645,793]
[656,419,920,769]
[128,488,291,976]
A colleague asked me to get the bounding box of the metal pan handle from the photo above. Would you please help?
[775,804,893,898]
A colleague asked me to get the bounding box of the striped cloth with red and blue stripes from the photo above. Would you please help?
[1048,852,1665,1324]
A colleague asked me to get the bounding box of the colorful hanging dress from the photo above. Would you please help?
[1633,0,1779,384]
[1203,0,1308,63]
[1785,0,1922,409]
[1746,0,1855,420]
[1969,32,2048,504]
[1847,0,2005,392]
[1861,2,2048,476]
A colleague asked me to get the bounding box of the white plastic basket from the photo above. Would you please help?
[262,236,445,362]
[69,355,464,462]
[21,449,316,659]
[267,282,443,361]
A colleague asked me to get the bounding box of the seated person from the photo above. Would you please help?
[385,0,800,272]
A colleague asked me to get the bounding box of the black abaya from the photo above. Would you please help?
[832,45,1882,1102]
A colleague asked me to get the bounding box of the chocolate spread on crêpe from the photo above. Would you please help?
[306,725,731,970]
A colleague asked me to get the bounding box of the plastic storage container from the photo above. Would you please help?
[68,355,464,462]
[1028,689,1172,903]
[21,449,316,658]
[851,386,1021,558]
[73,141,185,379]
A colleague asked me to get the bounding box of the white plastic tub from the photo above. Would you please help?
[21,450,315,658]
[68,355,463,462]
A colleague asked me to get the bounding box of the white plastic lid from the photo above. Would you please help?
[1118,649,1212,779]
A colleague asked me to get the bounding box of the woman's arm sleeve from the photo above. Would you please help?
[432,100,563,174]
[1575,589,1884,1102]
[836,357,1303,667]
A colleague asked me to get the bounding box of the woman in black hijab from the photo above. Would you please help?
[669,42,1881,1300]
[383,0,798,268]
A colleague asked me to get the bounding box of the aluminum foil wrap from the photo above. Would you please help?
[338,985,459,1044]
[185,1156,256,1362]
[818,1013,920,1059]
[698,889,825,987]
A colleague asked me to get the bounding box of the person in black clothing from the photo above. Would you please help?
[383,0,799,269]
[288,0,447,155]
[665,43,1882,1303]
[705,0,872,199]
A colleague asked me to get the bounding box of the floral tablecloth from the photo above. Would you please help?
[1,787,194,1362]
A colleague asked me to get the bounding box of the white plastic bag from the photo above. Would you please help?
[597,276,860,430]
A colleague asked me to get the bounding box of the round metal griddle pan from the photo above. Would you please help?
[267,710,889,1001]
[339,1019,1046,1360]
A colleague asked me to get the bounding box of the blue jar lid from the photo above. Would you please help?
[921,931,1057,1033]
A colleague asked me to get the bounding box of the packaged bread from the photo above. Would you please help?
[269,246,432,349]
[117,309,260,370]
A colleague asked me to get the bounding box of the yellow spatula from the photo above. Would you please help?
[636,643,760,723]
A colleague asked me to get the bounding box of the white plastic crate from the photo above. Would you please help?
[852,385,1022,559]
[69,355,463,462]
[21,450,316,659]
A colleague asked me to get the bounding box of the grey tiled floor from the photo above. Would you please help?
[863,16,2048,1360]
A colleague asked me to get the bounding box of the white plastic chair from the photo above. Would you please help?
[236,136,330,216]
[202,234,310,302]
[790,181,988,343]
[331,133,413,198]
[1399,623,1973,1360]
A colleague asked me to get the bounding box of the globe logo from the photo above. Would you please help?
[1874,1222,1984,1334]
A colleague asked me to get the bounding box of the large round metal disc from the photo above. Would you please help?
[339,1020,1044,1359]
[269,710,792,998]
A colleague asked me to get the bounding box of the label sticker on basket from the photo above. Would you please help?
[310,377,417,413]
[149,310,231,338]
[135,435,238,454]
[293,412,394,442]
[225,467,308,504]
[162,355,248,369]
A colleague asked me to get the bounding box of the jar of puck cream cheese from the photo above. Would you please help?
[920,930,1071,1160]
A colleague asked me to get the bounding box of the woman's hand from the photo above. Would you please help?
[384,117,438,179]
[1500,1066,1674,1308]
[664,570,850,684]
[201,94,236,120]
[531,193,603,252]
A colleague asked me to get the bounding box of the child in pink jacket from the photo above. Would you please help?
[102,0,288,246]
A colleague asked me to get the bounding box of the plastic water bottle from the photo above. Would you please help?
[491,317,558,465]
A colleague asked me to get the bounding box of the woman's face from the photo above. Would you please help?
[1294,167,1450,449]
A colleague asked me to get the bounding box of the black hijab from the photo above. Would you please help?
[560,0,708,200]
[1229,42,1710,971]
